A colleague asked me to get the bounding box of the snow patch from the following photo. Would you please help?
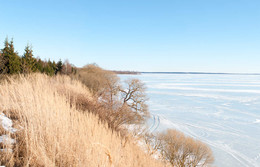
[0,135,15,144]
[0,113,17,133]
[0,148,13,153]
[0,112,18,153]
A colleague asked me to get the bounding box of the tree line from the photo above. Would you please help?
[0,38,76,76]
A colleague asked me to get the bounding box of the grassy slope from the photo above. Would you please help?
[0,74,165,167]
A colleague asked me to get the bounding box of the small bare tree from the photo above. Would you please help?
[61,59,74,75]
[142,132,162,156]
[158,129,214,167]
[118,78,149,124]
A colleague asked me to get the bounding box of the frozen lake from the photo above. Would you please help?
[120,74,260,167]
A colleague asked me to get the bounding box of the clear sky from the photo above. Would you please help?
[0,0,260,73]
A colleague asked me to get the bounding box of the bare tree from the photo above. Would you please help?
[118,78,149,124]
[61,59,73,75]
[142,132,162,156]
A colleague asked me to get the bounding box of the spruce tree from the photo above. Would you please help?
[22,44,36,73]
[0,38,21,74]
[0,38,11,74]
[56,59,63,74]
[0,51,2,72]
[8,39,21,74]
[35,59,44,73]
[43,60,56,76]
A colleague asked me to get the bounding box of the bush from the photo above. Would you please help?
[77,64,119,98]
[157,129,214,167]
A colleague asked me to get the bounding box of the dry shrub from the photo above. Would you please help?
[93,104,140,132]
[74,65,149,132]
[142,133,162,157]
[0,73,165,167]
[158,129,214,167]
[76,64,119,98]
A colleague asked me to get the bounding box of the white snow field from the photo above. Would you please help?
[120,74,260,167]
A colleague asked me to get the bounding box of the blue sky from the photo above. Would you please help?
[0,0,260,73]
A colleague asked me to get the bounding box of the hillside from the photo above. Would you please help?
[0,74,165,167]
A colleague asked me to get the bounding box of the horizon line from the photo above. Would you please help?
[139,71,260,75]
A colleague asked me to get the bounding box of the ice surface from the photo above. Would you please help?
[120,74,260,167]
[254,119,260,124]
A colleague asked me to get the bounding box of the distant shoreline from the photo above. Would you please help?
[113,71,260,75]
[140,72,260,75]
[111,71,141,75]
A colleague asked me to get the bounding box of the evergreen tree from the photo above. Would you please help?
[0,38,11,74]
[22,44,36,73]
[0,52,2,72]
[0,38,21,74]
[35,59,44,73]
[43,60,56,76]
[56,59,63,74]
[8,39,21,74]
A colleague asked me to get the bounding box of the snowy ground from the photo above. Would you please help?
[120,74,260,167]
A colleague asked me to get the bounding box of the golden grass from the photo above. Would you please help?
[0,73,165,167]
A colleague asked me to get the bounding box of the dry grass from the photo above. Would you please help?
[0,73,165,167]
